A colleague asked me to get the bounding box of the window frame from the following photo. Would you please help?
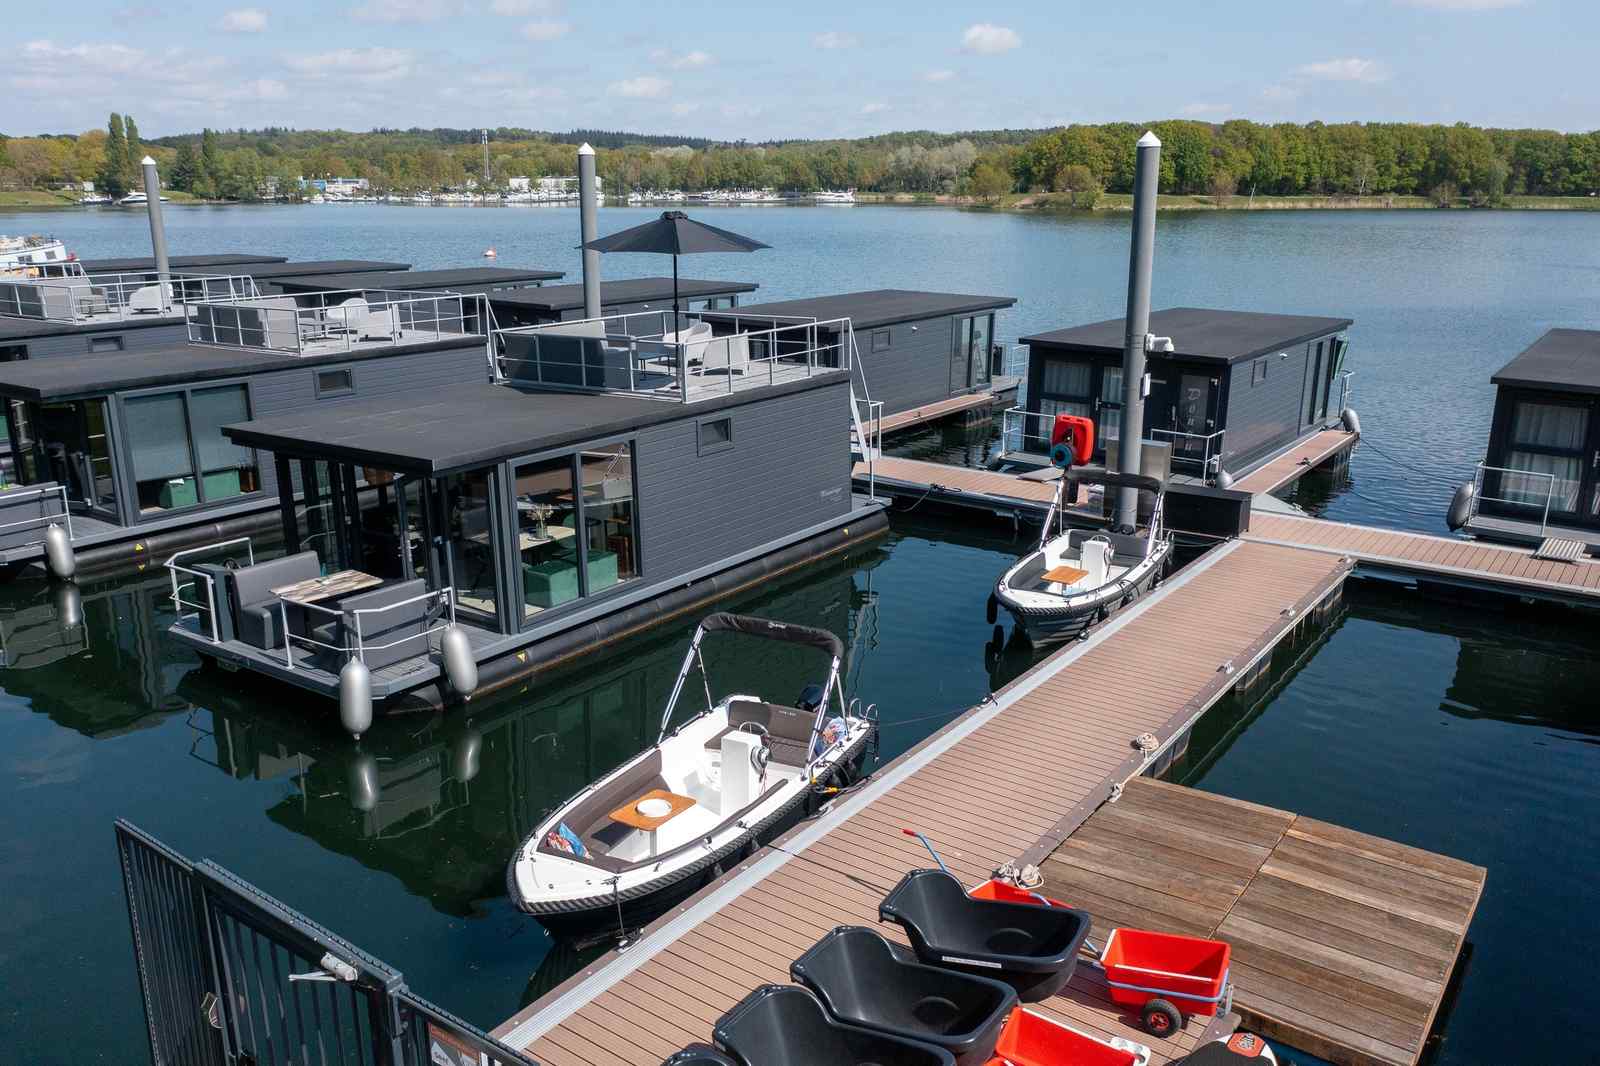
[871,329,891,352]
[88,335,125,354]
[697,416,734,456]
[117,378,263,522]
[314,366,356,398]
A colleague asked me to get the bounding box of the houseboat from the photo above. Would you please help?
[76,252,286,274]
[1,235,73,275]
[221,260,412,295]
[487,277,757,329]
[0,287,496,578]
[701,289,1017,419]
[272,267,563,299]
[1007,308,1354,484]
[1449,327,1600,554]
[164,308,884,734]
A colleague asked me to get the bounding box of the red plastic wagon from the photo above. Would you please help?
[1098,927,1232,1038]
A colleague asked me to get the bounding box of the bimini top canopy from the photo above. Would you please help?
[1066,465,1165,496]
[700,612,844,660]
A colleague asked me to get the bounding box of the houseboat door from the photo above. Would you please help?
[950,314,994,394]
[1174,373,1216,464]
[1493,394,1600,529]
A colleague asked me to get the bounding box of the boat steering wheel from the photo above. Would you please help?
[737,722,772,777]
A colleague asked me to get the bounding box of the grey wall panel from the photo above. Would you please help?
[633,380,851,581]
[1221,341,1315,468]
[854,315,960,415]
[13,323,188,359]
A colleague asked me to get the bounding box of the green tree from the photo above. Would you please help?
[194,128,222,199]
[123,115,142,190]
[170,141,199,192]
[1053,164,1100,208]
[98,113,128,198]
[966,160,1011,203]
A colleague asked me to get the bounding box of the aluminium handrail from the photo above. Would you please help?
[1470,460,1560,534]
[163,537,258,643]
[280,587,458,671]
[1150,427,1226,476]
[0,484,73,544]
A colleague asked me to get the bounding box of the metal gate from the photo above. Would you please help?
[116,820,533,1066]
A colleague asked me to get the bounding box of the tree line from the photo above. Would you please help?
[2,118,1596,205]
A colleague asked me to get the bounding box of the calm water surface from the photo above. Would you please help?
[1,205,1597,1062]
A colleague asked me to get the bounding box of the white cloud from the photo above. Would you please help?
[218,7,268,32]
[860,101,889,115]
[673,50,714,69]
[961,23,1020,55]
[1295,57,1387,83]
[1261,84,1302,102]
[1396,0,1526,8]
[671,102,701,117]
[812,30,858,50]
[520,19,570,40]
[490,0,561,12]
[923,69,955,83]
[1180,102,1229,116]
[285,47,416,81]
[21,39,146,75]
[609,75,670,99]
[349,0,464,23]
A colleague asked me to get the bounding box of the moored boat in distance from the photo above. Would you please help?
[115,192,170,206]
[814,188,857,204]
[0,234,74,275]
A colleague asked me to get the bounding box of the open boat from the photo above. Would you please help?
[991,465,1172,644]
[508,612,875,922]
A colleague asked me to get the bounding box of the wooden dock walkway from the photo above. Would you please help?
[1232,429,1359,496]
[867,392,997,437]
[854,456,1084,519]
[494,540,1353,1064]
[1043,778,1485,1066]
[1245,511,1600,605]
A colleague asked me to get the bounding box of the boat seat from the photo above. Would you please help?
[538,749,669,870]
[704,700,816,766]
[226,550,322,650]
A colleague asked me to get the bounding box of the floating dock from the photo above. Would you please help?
[855,456,1065,520]
[495,540,1369,1064]
[865,391,999,437]
[1231,428,1358,495]
[1043,778,1485,1066]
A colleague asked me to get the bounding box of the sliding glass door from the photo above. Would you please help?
[513,441,640,625]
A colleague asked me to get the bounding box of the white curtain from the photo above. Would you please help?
[1041,360,1091,397]
[1506,402,1588,511]
[1099,368,1123,441]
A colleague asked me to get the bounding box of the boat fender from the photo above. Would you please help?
[450,727,482,783]
[348,751,380,812]
[986,593,998,625]
[1214,467,1234,490]
[1446,481,1474,531]
[1340,407,1361,437]
[44,523,76,581]
[441,624,478,698]
[339,659,373,739]
[53,582,83,631]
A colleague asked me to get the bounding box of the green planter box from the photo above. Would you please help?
[522,550,619,608]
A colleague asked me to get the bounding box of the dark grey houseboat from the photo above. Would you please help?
[0,287,494,576]
[1012,308,1354,483]
[226,260,413,294]
[487,276,757,328]
[273,267,562,298]
[1451,328,1600,552]
[700,289,1017,418]
[75,252,287,274]
[163,310,881,730]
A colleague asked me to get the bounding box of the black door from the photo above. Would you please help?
[1493,393,1600,528]
[1174,373,1216,465]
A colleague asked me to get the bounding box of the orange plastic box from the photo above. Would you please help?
[987,1007,1143,1066]
[1099,927,1231,1018]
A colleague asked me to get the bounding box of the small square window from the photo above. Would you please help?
[698,416,733,454]
[89,335,124,353]
[316,368,354,397]
[871,329,891,352]
[1251,357,1268,386]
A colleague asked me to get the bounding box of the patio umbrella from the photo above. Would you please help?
[581,210,769,325]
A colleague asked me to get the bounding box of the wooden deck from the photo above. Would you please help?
[1245,511,1600,604]
[494,540,1353,1064]
[868,392,997,436]
[1232,429,1359,496]
[1044,778,1485,1066]
[854,456,1096,521]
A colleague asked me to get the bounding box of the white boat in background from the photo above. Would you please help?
[0,234,74,275]
[116,192,170,206]
[78,194,113,206]
[815,188,857,204]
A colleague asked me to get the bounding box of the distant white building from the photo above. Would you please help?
[536,174,604,196]
[325,177,370,197]
[508,176,531,193]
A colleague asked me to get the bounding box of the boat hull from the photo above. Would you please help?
[996,542,1171,646]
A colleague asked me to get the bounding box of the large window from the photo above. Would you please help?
[7,399,117,513]
[513,442,639,624]
[579,442,637,587]
[124,385,260,514]
[444,468,500,621]
[1503,400,1589,511]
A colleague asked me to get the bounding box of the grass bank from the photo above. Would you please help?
[857,190,1600,212]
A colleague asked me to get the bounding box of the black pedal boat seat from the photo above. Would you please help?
[713,985,956,1066]
[660,1045,739,1066]
[790,926,1017,1066]
[877,869,1092,1002]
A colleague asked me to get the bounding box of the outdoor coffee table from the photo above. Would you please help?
[271,569,383,606]
[609,788,697,856]
[1041,565,1090,586]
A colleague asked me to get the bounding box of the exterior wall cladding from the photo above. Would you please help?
[1219,337,1325,471]
[855,315,962,416]
[631,379,852,581]
[11,322,189,358]
[244,344,489,501]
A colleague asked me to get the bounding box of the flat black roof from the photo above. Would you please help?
[0,314,182,341]
[703,289,1016,331]
[225,372,849,474]
[0,338,484,401]
[487,276,758,314]
[238,259,412,279]
[272,267,564,293]
[1492,328,1600,395]
[1023,307,1353,365]
[77,253,288,273]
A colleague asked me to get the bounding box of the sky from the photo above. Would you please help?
[2,0,1593,140]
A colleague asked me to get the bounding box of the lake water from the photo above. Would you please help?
[2,204,1597,1062]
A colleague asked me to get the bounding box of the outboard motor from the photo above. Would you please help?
[796,683,825,714]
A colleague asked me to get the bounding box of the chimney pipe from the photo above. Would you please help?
[578,143,600,320]
[1116,131,1161,530]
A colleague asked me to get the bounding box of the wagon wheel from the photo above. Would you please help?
[1141,998,1183,1038]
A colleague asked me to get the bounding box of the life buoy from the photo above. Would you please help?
[1049,414,1095,468]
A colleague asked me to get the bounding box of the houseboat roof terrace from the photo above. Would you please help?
[272,266,563,294]
[222,370,846,474]
[703,288,1016,330]
[227,259,412,280]
[0,271,262,327]
[486,276,758,317]
[1491,328,1600,395]
[1024,306,1353,363]
[186,288,489,359]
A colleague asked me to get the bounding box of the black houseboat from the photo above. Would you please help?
[164,307,883,733]
[487,277,757,328]
[1011,308,1354,484]
[1451,328,1600,553]
[273,266,563,298]
[0,287,494,577]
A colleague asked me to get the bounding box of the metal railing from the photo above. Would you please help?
[1151,427,1227,478]
[494,310,853,402]
[1337,369,1354,415]
[188,288,482,356]
[165,537,257,643]
[281,586,458,671]
[1469,460,1561,534]
[0,483,73,548]
[997,406,1061,457]
[0,271,260,323]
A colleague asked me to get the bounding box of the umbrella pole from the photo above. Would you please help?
[672,253,680,331]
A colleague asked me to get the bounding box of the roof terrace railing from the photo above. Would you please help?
[187,288,486,356]
[493,308,854,403]
[0,271,261,324]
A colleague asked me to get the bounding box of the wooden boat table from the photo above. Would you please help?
[270,569,384,605]
[610,789,698,857]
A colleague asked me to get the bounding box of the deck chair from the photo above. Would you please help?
[125,284,171,314]
[325,297,369,335]
[699,333,750,376]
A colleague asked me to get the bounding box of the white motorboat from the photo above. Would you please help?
[0,234,73,275]
[814,189,857,204]
[991,465,1173,644]
[116,192,170,206]
[508,612,876,922]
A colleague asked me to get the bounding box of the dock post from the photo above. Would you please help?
[140,156,172,312]
[578,143,601,320]
[1116,131,1161,530]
